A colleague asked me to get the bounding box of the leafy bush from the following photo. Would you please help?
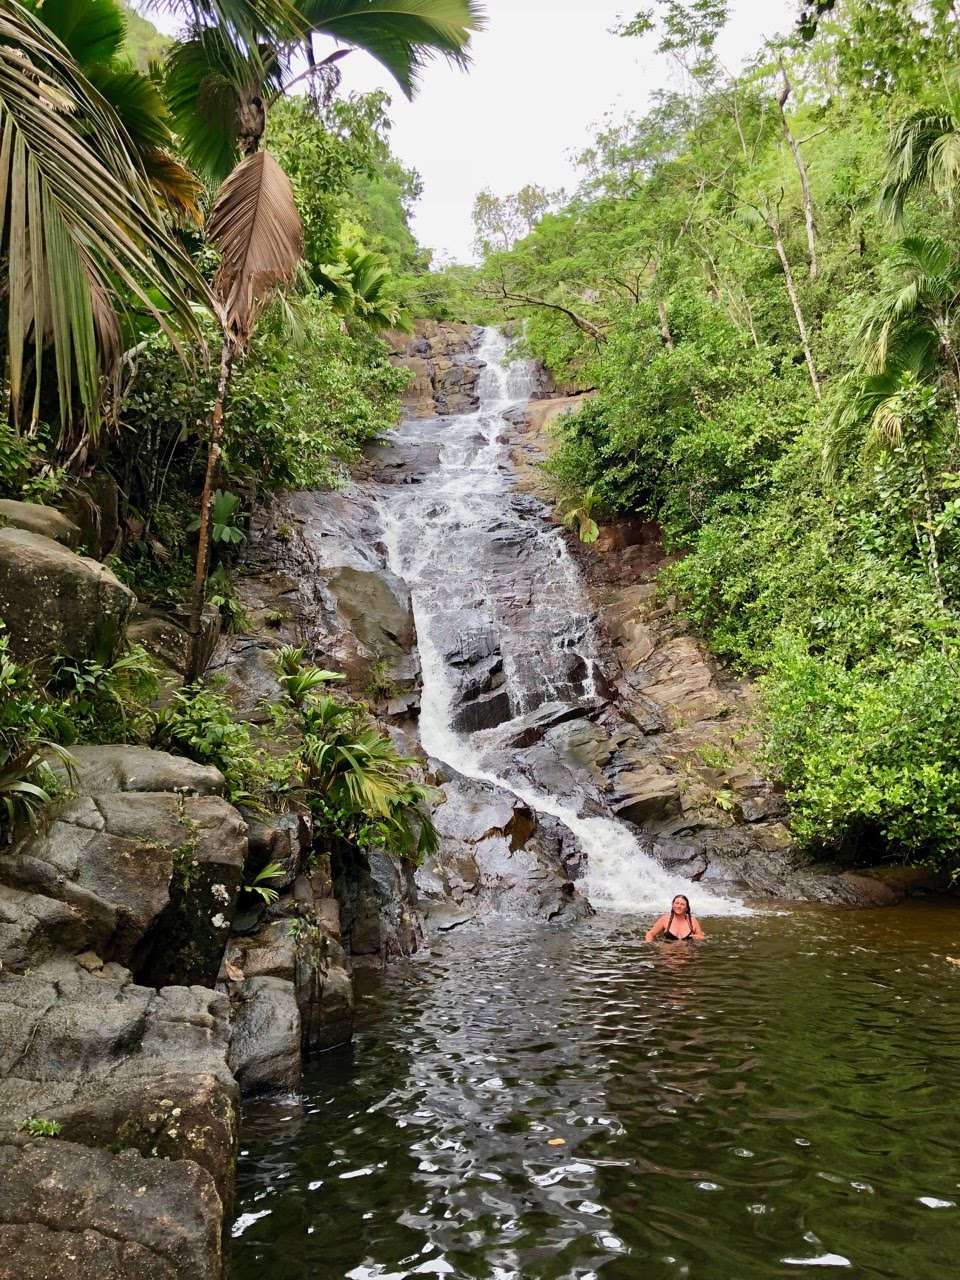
[49,645,160,744]
[762,637,960,869]
[151,684,286,806]
[0,634,73,839]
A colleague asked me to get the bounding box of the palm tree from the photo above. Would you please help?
[856,235,960,435]
[22,0,203,223]
[0,0,209,429]
[882,87,960,227]
[179,0,482,675]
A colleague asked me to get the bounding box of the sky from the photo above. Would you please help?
[320,0,800,263]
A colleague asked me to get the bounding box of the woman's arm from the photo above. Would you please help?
[644,914,668,942]
[690,916,705,940]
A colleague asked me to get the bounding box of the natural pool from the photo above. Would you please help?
[232,901,960,1279]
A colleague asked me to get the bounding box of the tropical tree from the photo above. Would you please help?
[881,71,960,226]
[180,0,482,676]
[0,0,209,431]
[857,235,960,436]
[21,0,202,223]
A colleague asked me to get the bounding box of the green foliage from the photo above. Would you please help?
[189,491,245,546]
[762,637,960,869]
[271,645,344,707]
[0,632,74,840]
[243,861,285,904]
[49,645,160,745]
[206,565,251,635]
[150,684,282,807]
[19,1116,62,1138]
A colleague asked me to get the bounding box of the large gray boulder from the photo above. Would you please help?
[418,771,591,926]
[0,527,135,666]
[0,957,237,1215]
[0,1138,224,1280]
[2,748,246,986]
[228,975,301,1094]
[0,499,80,548]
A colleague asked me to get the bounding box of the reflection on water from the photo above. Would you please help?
[232,903,960,1279]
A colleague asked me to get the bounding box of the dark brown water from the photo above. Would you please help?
[232,902,960,1279]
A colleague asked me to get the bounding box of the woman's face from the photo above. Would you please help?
[672,896,689,915]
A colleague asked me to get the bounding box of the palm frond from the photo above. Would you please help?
[295,0,483,98]
[882,109,960,225]
[207,147,304,342]
[0,3,210,424]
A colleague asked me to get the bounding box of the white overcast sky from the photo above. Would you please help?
[323,0,799,262]
[151,1,799,262]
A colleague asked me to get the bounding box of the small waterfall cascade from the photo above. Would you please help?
[380,328,745,915]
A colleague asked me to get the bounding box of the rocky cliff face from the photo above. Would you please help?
[382,319,485,417]
[501,393,942,905]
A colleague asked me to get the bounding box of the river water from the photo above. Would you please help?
[233,904,960,1278]
[231,332,960,1276]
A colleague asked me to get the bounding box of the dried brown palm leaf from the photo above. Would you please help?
[207,148,303,344]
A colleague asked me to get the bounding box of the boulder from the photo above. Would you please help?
[57,470,121,561]
[0,1138,224,1280]
[326,565,415,657]
[56,745,226,797]
[0,958,237,1214]
[228,976,301,1095]
[418,772,592,925]
[0,499,80,548]
[126,604,221,679]
[2,748,247,987]
[0,528,135,666]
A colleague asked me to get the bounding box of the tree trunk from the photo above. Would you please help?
[657,298,674,349]
[187,332,236,682]
[919,456,947,613]
[779,67,819,279]
[771,220,821,400]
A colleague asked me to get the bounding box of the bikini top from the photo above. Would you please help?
[662,912,694,942]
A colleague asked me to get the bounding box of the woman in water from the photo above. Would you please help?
[645,894,705,942]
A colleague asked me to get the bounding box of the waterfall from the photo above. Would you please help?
[380,328,746,916]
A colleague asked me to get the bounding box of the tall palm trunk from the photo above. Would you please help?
[187,333,236,681]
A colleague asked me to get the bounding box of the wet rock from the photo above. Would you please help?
[0,499,80,548]
[504,701,594,749]
[419,772,592,924]
[127,604,221,679]
[327,565,415,659]
[382,320,480,418]
[609,764,682,825]
[0,1138,224,1280]
[228,975,301,1094]
[0,528,135,667]
[243,806,312,891]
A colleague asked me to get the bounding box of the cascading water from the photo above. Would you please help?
[380,328,745,915]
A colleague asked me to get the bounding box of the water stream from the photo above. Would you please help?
[378,329,740,915]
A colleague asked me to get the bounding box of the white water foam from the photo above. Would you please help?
[379,328,748,917]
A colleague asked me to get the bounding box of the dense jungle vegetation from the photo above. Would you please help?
[0,0,480,860]
[462,0,960,873]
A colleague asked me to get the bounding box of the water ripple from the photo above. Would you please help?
[234,905,960,1280]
